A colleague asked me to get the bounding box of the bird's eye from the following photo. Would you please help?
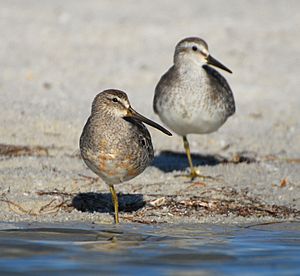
[112,97,118,103]
[192,46,198,51]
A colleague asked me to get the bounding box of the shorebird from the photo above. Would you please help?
[153,37,235,180]
[80,89,171,223]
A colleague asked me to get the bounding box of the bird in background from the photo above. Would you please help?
[153,37,235,180]
[80,89,171,223]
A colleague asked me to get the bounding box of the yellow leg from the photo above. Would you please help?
[183,136,199,180]
[109,185,119,224]
[182,136,216,181]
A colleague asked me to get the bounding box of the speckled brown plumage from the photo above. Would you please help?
[80,90,155,184]
[80,89,171,223]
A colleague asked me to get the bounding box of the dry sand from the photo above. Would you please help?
[0,0,299,225]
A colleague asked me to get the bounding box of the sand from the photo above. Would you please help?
[0,0,299,225]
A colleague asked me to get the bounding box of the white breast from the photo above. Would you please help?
[156,71,227,136]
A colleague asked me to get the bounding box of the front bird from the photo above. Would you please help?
[80,89,171,223]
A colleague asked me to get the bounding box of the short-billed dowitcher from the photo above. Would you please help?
[80,89,171,223]
[153,37,235,180]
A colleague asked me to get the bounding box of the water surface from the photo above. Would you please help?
[0,222,299,275]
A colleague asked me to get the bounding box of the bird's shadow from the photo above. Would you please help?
[72,192,145,214]
[152,150,256,172]
[152,150,224,172]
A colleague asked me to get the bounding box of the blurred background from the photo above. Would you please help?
[0,0,299,157]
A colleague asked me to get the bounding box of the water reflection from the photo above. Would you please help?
[0,222,299,275]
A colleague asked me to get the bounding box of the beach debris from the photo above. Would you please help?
[264,155,300,164]
[0,190,73,216]
[229,151,257,164]
[149,197,166,207]
[0,144,49,157]
[280,178,288,188]
[76,174,99,185]
[1,187,299,223]
[144,187,300,219]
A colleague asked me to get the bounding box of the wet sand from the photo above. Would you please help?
[0,0,299,224]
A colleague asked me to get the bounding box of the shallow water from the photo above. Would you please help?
[0,222,299,275]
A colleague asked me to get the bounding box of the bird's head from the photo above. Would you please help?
[174,37,232,73]
[91,89,172,136]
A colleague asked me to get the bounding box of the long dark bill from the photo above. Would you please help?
[207,55,232,74]
[126,107,172,136]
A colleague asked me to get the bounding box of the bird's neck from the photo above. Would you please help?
[174,57,205,78]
